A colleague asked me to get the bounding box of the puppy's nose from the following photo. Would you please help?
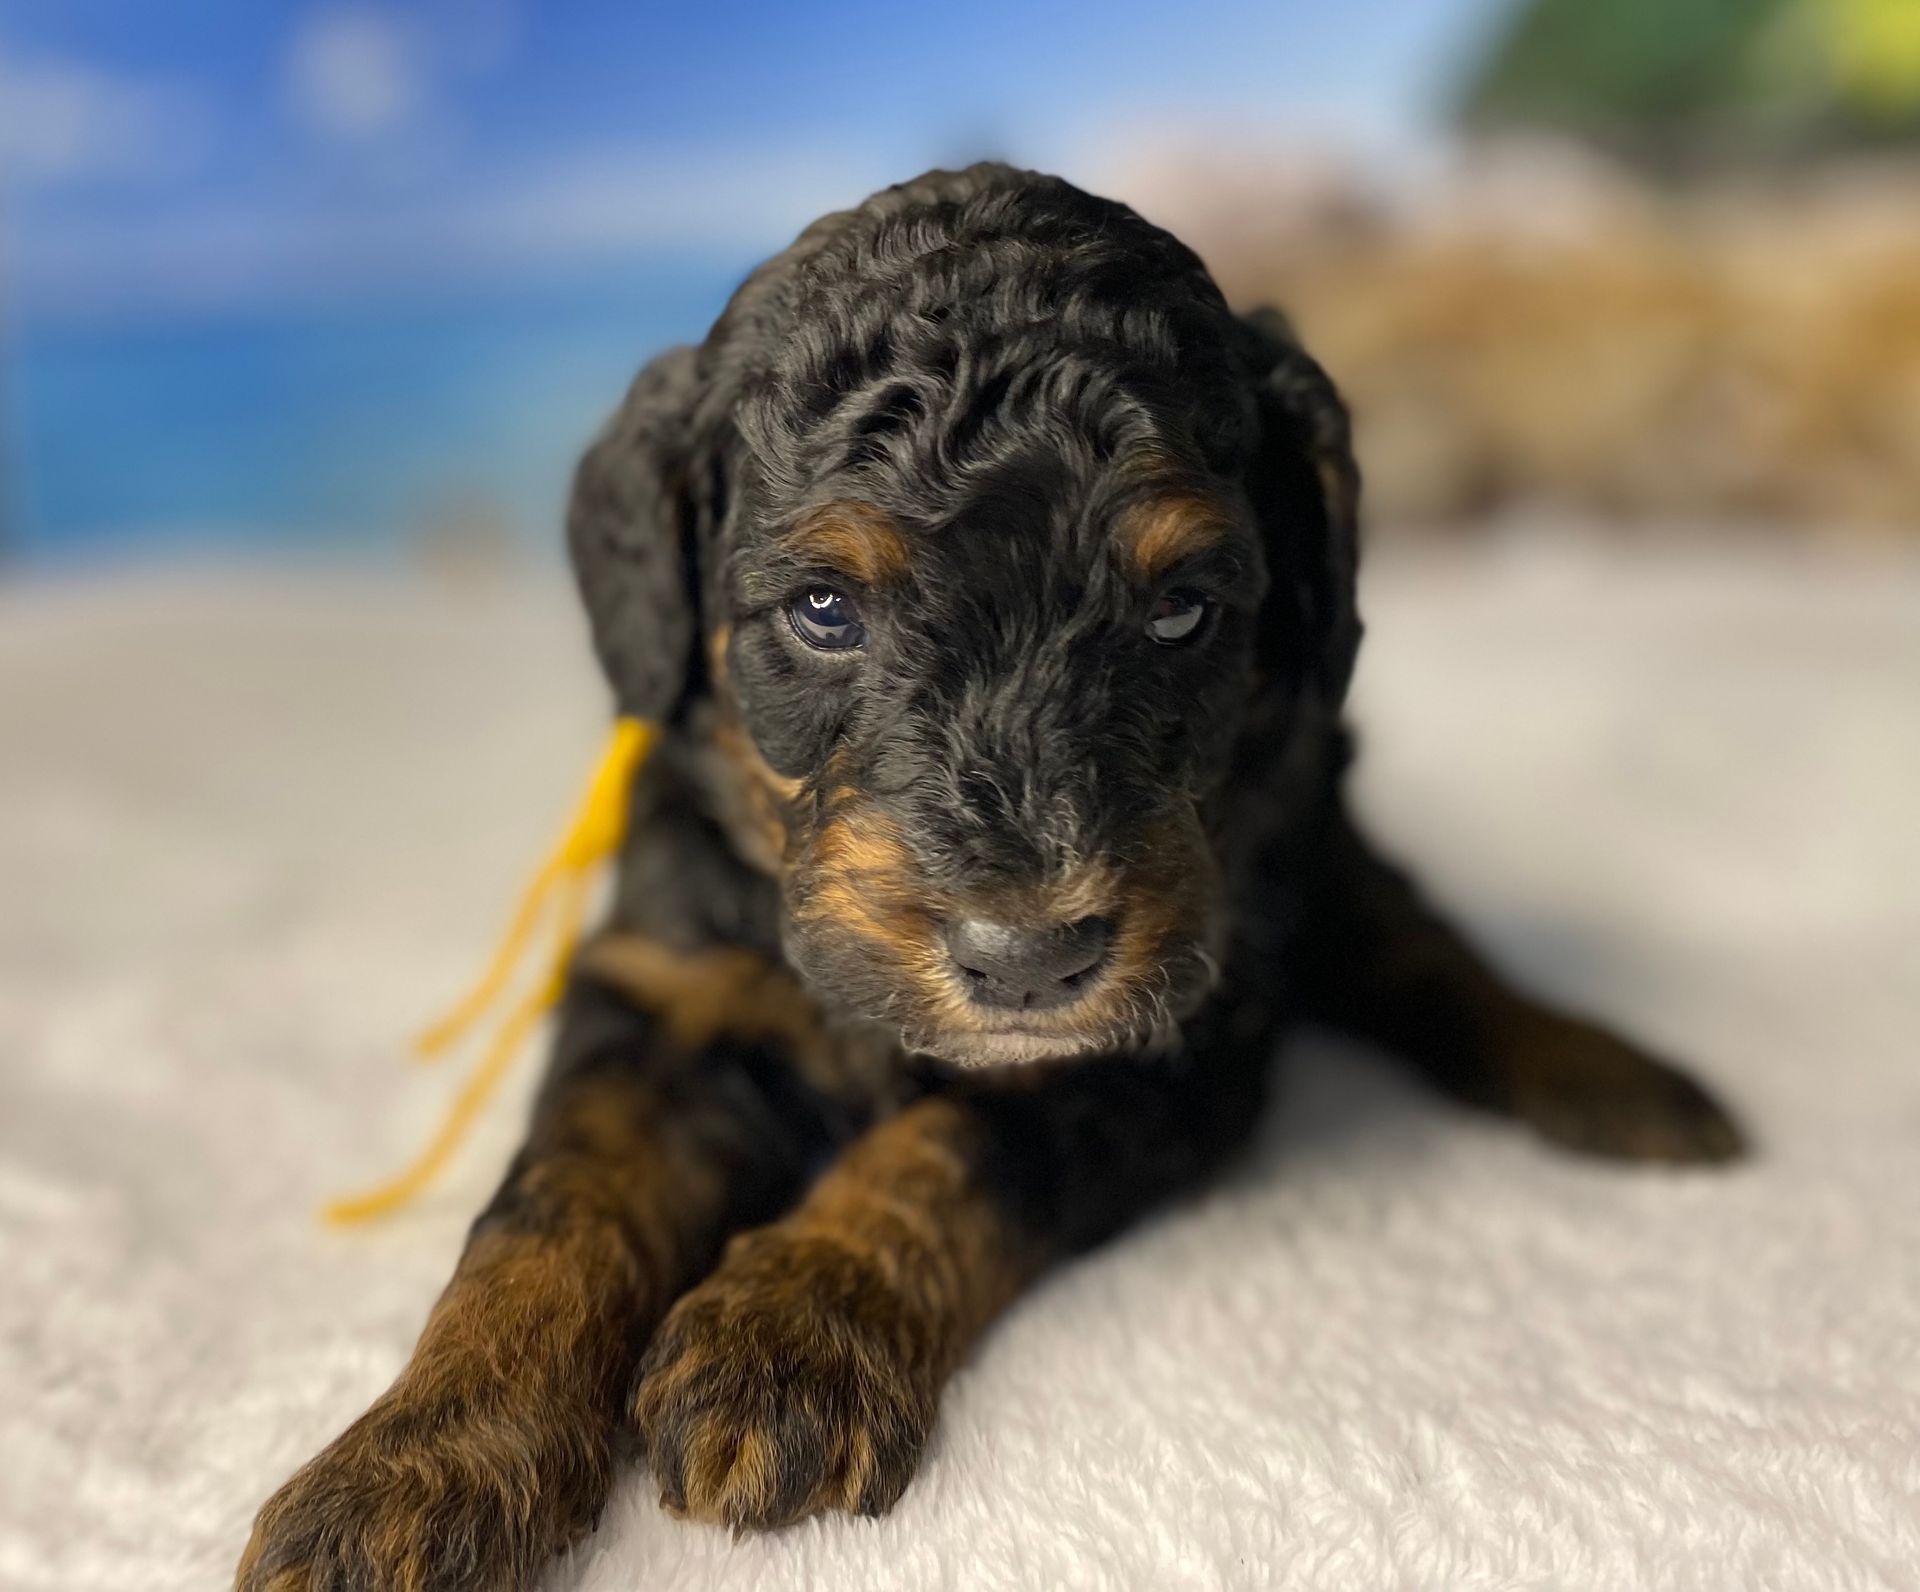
[945,915,1112,1012]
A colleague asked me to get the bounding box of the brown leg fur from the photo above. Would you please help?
[236,965,867,1591]
[1297,803,1746,1163]
[631,1095,1034,1529]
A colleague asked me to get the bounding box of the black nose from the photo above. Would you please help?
[944,915,1113,1012]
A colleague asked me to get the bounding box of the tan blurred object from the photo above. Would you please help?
[1124,142,1920,534]
[413,495,518,583]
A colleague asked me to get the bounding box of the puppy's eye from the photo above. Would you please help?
[1146,589,1212,646]
[788,586,866,650]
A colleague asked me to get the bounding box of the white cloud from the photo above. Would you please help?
[285,7,422,141]
[0,50,207,188]
[283,1,518,148]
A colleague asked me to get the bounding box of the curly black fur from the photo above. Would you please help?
[571,164,1362,1064]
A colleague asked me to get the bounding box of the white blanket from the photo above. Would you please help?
[3,538,1915,1592]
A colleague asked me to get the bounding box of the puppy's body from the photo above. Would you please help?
[239,166,1741,1591]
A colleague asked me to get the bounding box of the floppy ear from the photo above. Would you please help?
[566,344,721,723]
[1237,307,1363,707]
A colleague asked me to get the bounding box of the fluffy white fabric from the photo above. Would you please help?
[2,538,1915,1592]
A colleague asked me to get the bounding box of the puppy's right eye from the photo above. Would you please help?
[788,586,866,650]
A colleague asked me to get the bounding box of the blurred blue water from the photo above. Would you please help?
[5,260,744,568]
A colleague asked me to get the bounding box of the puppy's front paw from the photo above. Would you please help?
[1510,1020,1746,1165]
[235,1384,612,1591]
[632,1228,935,1530]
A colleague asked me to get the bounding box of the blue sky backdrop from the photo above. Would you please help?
[0,0,1502,562]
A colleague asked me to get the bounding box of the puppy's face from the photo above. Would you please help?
[719,447,1268,1064]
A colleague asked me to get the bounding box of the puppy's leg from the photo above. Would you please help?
[237,955,865,1592]
[1295,803,1745,1162]
[633,1039,1271,1529]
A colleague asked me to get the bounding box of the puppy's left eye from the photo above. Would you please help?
[1146,589,1212,646]
[788,586,866,650]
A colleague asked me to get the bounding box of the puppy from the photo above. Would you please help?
[238,164,1742,1591]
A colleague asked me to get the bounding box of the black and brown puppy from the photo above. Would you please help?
[238,164,1743,1591]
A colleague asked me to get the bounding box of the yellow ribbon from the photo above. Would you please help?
[324,718,656,1225]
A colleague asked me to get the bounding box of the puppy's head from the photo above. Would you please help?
[572,193,1358,1065]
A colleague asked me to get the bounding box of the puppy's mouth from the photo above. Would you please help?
[805,924,1216,1068]
[791,909,1211,1068]
[907,1022,1115,1068]
[900,942,1215,1068]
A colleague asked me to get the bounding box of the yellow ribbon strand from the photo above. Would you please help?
[324,717,656,1226]
[410,852,566,1063]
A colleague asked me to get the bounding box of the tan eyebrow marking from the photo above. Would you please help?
[781,500,911,586]
[1122,493,1233,581]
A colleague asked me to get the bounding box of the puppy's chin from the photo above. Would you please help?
[909,1027,1112,1068]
